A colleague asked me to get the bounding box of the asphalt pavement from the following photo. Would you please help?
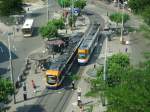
[0,0,61,81]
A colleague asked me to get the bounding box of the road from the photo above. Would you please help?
[0,0,60,81]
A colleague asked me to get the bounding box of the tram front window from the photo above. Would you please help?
[47,75,57,85]
[78,54,87,59]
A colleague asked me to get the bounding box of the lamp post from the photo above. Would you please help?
[71,0,74,28]
[7,32,16,104]
[103,34,108,81]
[120,0,124,43]
[47,0,49,22]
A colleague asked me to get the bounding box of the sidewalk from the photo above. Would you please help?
[7,13,90,112]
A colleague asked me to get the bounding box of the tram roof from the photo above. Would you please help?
[22,18,34,29]
[79,25,99,49]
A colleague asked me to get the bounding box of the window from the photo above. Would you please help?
[47,75,57,85]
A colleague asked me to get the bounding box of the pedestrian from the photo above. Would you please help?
[31,80,36,93]
[71,80,75,90]
[125,47,128,52]
[77,87,81,97]
[77,96,82,107]
[94,64,96,69]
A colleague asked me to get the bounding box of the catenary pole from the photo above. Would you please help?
[103,34,108,81]
[120,0,124,43]
[8,33,16,104]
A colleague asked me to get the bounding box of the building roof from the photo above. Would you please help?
[46,39,65,46]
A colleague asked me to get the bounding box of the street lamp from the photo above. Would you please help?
[120,0,124,43]
[47,0,49,22]
[7,32,16,104]
[103,34,108,81]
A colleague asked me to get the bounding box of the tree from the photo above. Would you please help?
[142,7,150,26]
[40,23,58,40]
[0,78,14,103]
[87,53,150,112]
[74,0,86,9]
[58,0,71,7]
[52,18,65,29]
[39,18,65,40]
[109,13,129,26]
[127,0,150,26]
[58,0,86,9]
[0,0,24,16]
[68,15,77,28]
[128,0,150,14]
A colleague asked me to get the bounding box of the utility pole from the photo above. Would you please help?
[47,0,49,22]
[71,0,74,28]
[120,0,124,43]
[103,34,108,81]
[8,32,16,104]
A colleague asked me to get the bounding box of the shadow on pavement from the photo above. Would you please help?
[0,42,18,63]
[16,104,46,112]
[15,90,59,104]
[32,27,39,37]
[0,68,9,76]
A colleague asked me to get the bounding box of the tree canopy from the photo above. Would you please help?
[109,13,129,25]
[128,0,150,25]
[58,0,86,9]
[87,53,150,112]
[0,78,14,102]
[39,18,65,40]
[0,0,24,16]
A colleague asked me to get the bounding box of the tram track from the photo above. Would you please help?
[53,10,104,112]
[27,10,103,112]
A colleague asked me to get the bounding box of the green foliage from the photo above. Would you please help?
[74,0,86,9]
[51,18,65,29]
[85,91,98,97]
[108,53,129,68]
[58,0,70,7]
[138,25,150,39]
[39,23,58,39]
[0,78,14,102]
[68,15,77,27]
[109,13,129,25]
[40,18,65,39]
[128,0,150,26]
[128,0,150,14]
[58,0,86,9]
[143,51,150,59]
[142,6,150,26]
[87,53,150,112]
[0,0,24,16]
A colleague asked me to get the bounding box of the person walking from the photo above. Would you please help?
[31,80,36,93]
[71,80,75,90]
[125,47,128,52]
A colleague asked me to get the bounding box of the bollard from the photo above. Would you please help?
[23,82,27,100]
[23,92,27,100]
